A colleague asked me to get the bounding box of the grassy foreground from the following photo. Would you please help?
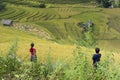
[0,37,120,80]
[0,25,120,80]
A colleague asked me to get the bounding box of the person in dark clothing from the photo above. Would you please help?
[92,48,101,67]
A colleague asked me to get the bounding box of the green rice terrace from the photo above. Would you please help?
[1,0,120,80]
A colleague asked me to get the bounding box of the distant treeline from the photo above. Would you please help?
[38,0,92,3]
[0,0,6,11]
[2,0,120,8]
[2,0,92,4]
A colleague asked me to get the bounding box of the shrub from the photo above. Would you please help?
[0,56,6,79]
[96,0,112,8]
[1,39,22,79]
[5,39,21,72]
[76,24,97,47]
[26,52,53,79]
[0,3,6,11]
[39,3,46,8]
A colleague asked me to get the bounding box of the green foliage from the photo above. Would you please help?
[0,40,120,79]
[39,3,46,8]
[0,39,21,79]
[38,0,92,4]
[26,52,54,79]
[45,52,53,74]
[3,0,94,6]
[97,0,112,8]
[5,39,21,72]
[96,0,101,4]
[76,25,97,47]
[28,63,48,79]
[0,56,6,79]
[63,47,91,80]
[0,3,6,11]
[102,0,112,8]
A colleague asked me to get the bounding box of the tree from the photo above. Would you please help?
[96,0,112,8]
[96,0,102,3]
[0,3,6,11]
[39,3,46,8]
[0,0,6,11]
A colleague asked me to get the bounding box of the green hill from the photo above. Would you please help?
[0,1,120,52]
[1,1,120,80]
[0,25,75,62]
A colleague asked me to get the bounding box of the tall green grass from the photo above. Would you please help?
[0,39,21,80]
[0,39,120,80]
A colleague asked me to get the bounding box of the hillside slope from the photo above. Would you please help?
[0,2,120,50]
[0,25,76,62]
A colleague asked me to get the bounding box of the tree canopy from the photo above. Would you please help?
[0,1,6,11]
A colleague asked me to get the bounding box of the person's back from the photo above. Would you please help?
[30,47,36,56]
[92,48,101,67]
[29,43,37,62]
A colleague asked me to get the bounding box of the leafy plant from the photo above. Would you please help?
[0,3,6,11]
[39,3,46,8]
[1,39,22,79]
[76,24,97,47]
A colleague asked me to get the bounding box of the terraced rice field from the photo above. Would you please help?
[1,1,120,80]
[1,3,120,50]
[1,4,98,22]
[0,25,76,63]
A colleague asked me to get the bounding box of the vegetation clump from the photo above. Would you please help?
[39,3,46,8]
[0,4,6,11]
[0,41,119,80]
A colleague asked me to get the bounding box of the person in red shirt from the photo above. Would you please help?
[30,43,37,62]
